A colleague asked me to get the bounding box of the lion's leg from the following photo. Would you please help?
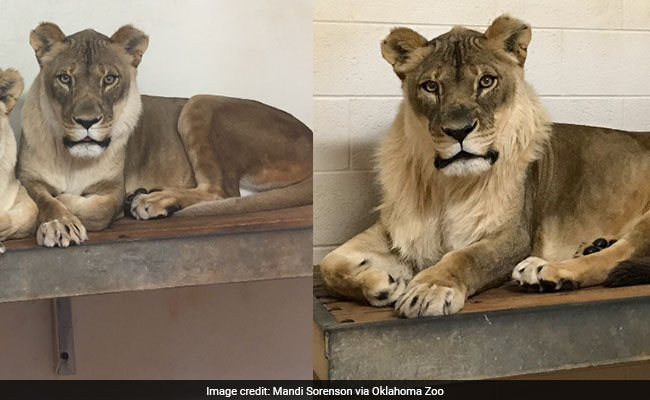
[320,223,414,307]
[395,224,531,318]
[22,180,88,248]
[512,211,650,291]
[126,101,240,220]
[128,95,312,220]
[56,184,124,231]
[126,185,230,220]
[0,186,38,242]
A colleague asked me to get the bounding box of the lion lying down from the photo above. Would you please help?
[0,69,38,253]
[320,15,650,318]
[18,23,312,248]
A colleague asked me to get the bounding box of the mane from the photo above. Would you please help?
[375,76,551,263]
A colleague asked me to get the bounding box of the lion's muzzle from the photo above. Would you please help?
[63,136,112,148]
[434,149,499,169]
[441,120,478,143]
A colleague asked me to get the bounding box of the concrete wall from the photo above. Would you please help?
[313,0,650,263]
[0,278,312,379]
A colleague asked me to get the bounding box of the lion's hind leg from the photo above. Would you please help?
[126,185,229,220]
[604,212,650,287]
[126,99,239,220]
[127,95,312,220]
[0,186,38,242]
[513,211,650,291]
[320,223,413,307]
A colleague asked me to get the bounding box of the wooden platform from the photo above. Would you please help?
[0,206,312,304]
[5,206,312,251]
[314,267,650,323]
[313,266,650,380]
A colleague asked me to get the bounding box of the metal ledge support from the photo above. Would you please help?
[52,297,76,375]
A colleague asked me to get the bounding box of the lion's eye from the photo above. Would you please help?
[479,75,497,89]
[57,74,71,84]
[104,75,118,85]
[421,80,439,93]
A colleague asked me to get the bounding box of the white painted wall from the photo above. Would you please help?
[313,0,650,263]
[0,0,313,130]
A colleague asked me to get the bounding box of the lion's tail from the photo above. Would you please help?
[174,177,312,217]
[603,257,650,287]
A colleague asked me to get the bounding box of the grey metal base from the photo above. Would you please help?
[314,295,650,380]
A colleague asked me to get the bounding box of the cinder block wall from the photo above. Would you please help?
[313,0,650,263]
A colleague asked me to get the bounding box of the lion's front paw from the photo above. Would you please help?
[395,281,464,318]
[37,215,88,248]
[356,269,406,307]
[126,188,180,220]
[512,257,578,291]
[0,242,5,254]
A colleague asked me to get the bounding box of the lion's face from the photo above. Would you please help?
[30,23,148,158]
[0,68,24,120]
[405,29,517,176]
[382,16,532,176]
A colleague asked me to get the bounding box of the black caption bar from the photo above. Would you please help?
[1,380,647,400]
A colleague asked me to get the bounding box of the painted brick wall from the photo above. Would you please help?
[313,0,650,263]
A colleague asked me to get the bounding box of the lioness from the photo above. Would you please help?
[320,15,650,318]
[18,23,312,248]
[0,68,38,252]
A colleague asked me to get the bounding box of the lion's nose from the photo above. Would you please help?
[441,120,477,143]
[73,116,102,130]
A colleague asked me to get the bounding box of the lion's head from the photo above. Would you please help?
[0,68,24,117]
[382,15,533,176]
[29,23,148,158]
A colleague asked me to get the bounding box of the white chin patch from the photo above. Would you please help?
[441,158,492,176]
[67,143,106,159]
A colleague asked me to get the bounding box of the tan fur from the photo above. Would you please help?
[381,28,432,79]
[321,15,650,318]
[18,64,134,246]
[0,69,38,252]
[485,15,531,66]
[126,94,313,220]
[377,82,549,267]
[19,23,312,248]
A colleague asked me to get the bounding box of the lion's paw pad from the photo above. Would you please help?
[582,237,617,256]
[574,238,617,257]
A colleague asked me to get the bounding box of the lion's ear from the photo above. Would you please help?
[485,15,531,67]
[0,68,24,115]
[381,27,431,80]
[111,25,149,68]
[29,22,66,66]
